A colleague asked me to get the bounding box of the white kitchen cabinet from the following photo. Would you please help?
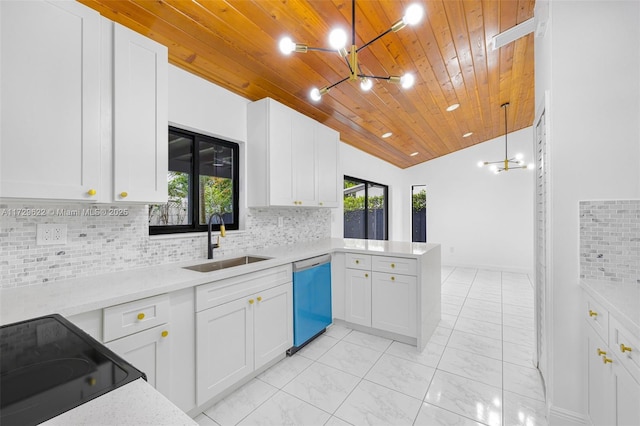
[195,266,292,406]
[583,292,640,425]
[0,0,101,201]
[372,272,417,337]
[247,97,339,207]
[0,0,167,204]
[106,324,171,396]
[345,268,372,327]
[111,23,168,203]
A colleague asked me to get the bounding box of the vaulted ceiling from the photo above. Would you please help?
[79,0,536,169]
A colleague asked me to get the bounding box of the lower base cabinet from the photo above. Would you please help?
[196,282,292,406]
[106,324,171,396]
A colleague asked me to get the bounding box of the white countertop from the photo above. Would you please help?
[41,378,197,426]
[581,279,640,337]
[0,238,439,325]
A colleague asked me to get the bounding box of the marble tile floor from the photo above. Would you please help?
[194,266,547,426]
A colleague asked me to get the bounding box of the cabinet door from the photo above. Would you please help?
[267,100,294,206]
[372,272,417,337]
[291,111,316,206]
[196,298,253,406]
[614,359,640,425]
[106,324,171,397]
[345,269,372,327]
[254,283,293,370]
[585,323,616,426]
[315,123,339,207]
[112,23,168,203]
[0,0,101,201]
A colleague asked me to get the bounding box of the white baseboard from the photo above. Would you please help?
[548,405,587,426]
[441,262,533,275]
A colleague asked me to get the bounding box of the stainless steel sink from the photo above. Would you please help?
[183,256,270,273]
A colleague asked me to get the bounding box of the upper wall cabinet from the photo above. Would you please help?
[247,98,339,208]
[0,1,101,201]
[0,1,168,204]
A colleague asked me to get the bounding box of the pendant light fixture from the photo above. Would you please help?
[278,0,424,102]
[478,102,534,174]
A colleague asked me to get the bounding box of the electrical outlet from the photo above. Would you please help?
[36,224,67,245]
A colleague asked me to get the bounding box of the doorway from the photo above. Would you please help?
[412,185,426,242]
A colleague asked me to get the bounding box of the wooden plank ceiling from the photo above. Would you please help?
[79,0,535,169]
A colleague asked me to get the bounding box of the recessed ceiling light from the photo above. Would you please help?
[446,103,460,112]
[463,132,473,138]
[410,152,419,157]
[381,132,393,138]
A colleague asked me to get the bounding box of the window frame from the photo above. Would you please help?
[343,175,389,241]
[150,126,240,235]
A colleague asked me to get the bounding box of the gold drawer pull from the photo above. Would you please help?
[365,273,369,278]
[589,310,598,317]
[597,348,607,356]
[120,191,128,198]
[603,356,613,364]
[248,299,255,304]
[620,344,633,353]
[137,313,145,320]
[257,296,262,302]
[161,330,169,338]
[391,263,395,268]
[391,276,395,281]
[87,189,97,196]
[355,260,360,264]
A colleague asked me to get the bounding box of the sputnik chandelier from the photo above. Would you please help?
[278,0,424,101]
[478,102,534,174]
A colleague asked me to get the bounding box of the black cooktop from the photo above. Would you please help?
[0,314,145,426]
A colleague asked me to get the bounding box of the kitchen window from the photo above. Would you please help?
[343,176,388,240]
[149,127,239,235]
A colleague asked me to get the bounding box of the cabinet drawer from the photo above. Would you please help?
[345,253,371,270]
[610,317,640,383]
[584,295,609,344]
[372,256,417,275]
[196,265,292,312]
[103,294,169,342]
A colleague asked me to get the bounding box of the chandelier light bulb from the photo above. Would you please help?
[279,37,295,55]
[489,164,498,172]
[403,4,425,26]
[400,73,415,89]
[329,28,347,50]
[310,87,322,102]
[477,161,485,168]
[515,153,523,160]
[360,78,373,91]
[527,163,535,170]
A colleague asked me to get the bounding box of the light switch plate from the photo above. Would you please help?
[36,224,67,245]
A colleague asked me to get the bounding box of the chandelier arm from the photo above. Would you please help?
[357,28,393,53]
[345,56,355,75]
[357,74,391,81]
[306,47,339,53]
[326,76,351,90]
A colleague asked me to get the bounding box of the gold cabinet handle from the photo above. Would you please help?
[257,296,262,302]
[120,191,128,198]
[620,344,633,353]
[355,260,360,264]
[589,310,598,317]
[137,313,145,320]
[161,330,169,338]
[248,299,255,304]
[319,202,323,206]
[603,356,613,364]
[87,189,97,196]
[88,377,97,386]
[597,348,607,356]
[391,263,396,268]
[365,273,369,278]
[391,276,395,281]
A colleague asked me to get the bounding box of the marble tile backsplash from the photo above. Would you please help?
[580,200,640,284]
[0,204,331,288]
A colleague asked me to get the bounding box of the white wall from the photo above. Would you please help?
[405,127,534,273]
[536,1,640,422]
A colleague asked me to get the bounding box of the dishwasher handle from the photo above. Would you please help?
[293,254,331,272]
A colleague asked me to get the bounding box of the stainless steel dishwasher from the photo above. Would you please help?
[288,254,332,355]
